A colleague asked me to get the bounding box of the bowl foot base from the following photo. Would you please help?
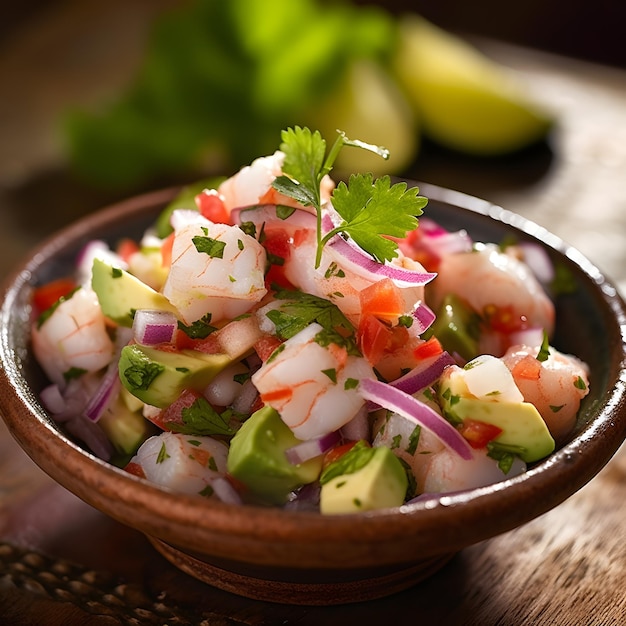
[148,536,455,605]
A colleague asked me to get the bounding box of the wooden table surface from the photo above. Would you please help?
[1,5,626,625]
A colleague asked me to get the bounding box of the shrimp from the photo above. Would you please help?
[251,322,376,440]
[162,217,267,324]
[428,243,555,354]
[282,228,426,326]
[217,150,335,215]
[129,431,229,497]
[502,344,590,443]
[31,287,115,388]
[418,446,527,495]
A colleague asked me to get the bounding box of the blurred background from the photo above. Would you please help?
[1,0,625,291]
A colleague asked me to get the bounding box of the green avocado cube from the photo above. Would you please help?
[227,406,323,505]
[91,257,178,327]
[320,444,408,515]
[118,343,233,408]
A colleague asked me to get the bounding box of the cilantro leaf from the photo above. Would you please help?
[328,175,427,264]
[166,396,236,437]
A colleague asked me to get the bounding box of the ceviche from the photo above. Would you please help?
[32,127,589,514]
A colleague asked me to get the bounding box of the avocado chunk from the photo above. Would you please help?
[439,366,555,462]
[118,343,233,408]
[425,293,480,362]
[92,258,178,327]
[227,406,323,505]
[98,396,151,456]
[320,442,408,515]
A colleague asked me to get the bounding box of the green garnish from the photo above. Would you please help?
[486,441,526,474]
[166,396,235,437]
[156,442,170,464]
[37,286,80,329]
[265,288,358,354]
[536,330,551,362]
[272,126,427,268]
[322,368,337,383]
[63,367,87,383]
[122,361,164,391]
[319,441,374,485]
[177,313,217,339]
[192,234,227,258]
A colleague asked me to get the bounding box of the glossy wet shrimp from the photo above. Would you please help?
[502,344,590,443]
[31,287,115,388]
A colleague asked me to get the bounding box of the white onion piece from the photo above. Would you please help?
[339,405,370,441]
[390,351,456,396]
[518,242,555,285]
[359,378,472,460]
[285,431,341,465]
[211,477,243,505]
[76,240,126,284]
[132,310,178,346]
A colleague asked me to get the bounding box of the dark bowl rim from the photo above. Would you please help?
[1,182,625,559]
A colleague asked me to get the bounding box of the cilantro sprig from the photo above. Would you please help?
[272,126,427,268]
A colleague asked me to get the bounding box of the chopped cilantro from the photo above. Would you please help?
[112,267,123,278]
[36,286,80,329]
[167,396,236,437]
[322,368,337,383]
[344,378,359,390]
[406,424,421,455]
[276,205,296,220]
[550,404,565,413]
[198,485,214,498]
[536,330,551,362]
[192,234,226,258]
[177,313,217,339]
[239,221,256,238]
[123,360,164,391]
[398,315,414,328]
[319,440,373,485]
[63,367,87,383]
[390,434,402,450]
[156,442,170,464]
[574,376,587,390]
[487,441,526,474]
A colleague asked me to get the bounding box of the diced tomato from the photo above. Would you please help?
[32,278,76,313]
[124,462,146,478]
[254,335,283,362]
[357,314,393,365]
[116,238,140,264]
[149,388,204,431]
[359,278,405,324]
[193,333,223,355]
[484,304,527,335]
[512,355,542,381]
[322,440,365,470]
[161,232,175,268]
[194,189,230,224]
[413,336,444,361]
[262,229,294,289]
[458,418,503,449]
[399,228,440,271]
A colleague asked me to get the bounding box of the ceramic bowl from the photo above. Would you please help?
[1,183,625,606]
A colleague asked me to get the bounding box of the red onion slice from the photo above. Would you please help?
[412,301,436,334]
[132,310,178,346]
[390,351,456,396]
[321,214,437,287]
[83,363,121,422]
[285,430,341,465]
[359,378,472,460]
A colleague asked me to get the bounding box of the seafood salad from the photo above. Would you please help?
[32,127,589,514]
